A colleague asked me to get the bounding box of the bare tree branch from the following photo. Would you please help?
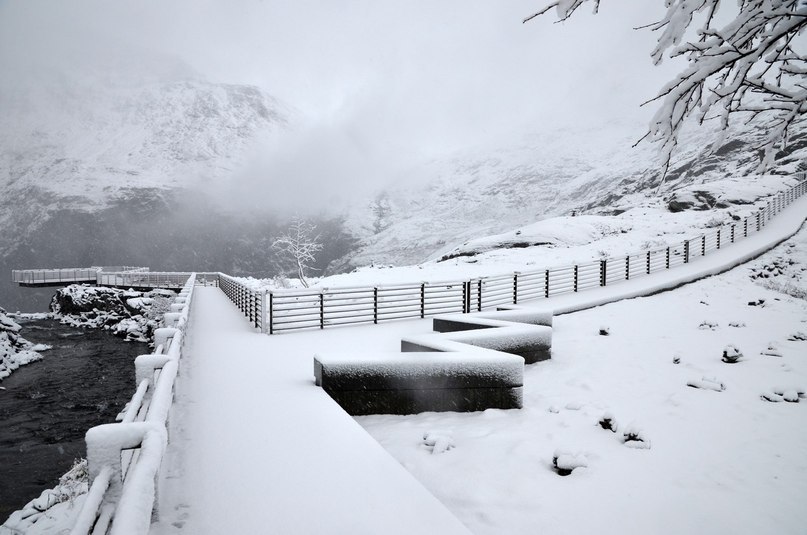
[271,215,323,288]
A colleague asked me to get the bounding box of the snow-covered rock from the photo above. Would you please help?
[50,285,175,343]
[0,305,46,381]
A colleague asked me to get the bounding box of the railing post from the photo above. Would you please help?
[744,217,748,237]
[373,287,378,325]
[544,270,550,298]
[731,224,735,243]
[684,241,690,264]
[319,292,324,329]
[573,266,578,292]
[268,292,274,335]
[513,273,519,303]
[599,260,607,286]
[420,283,425,318]
[716,229,721,249]
[259,291,268,334]
[756,210,761,232]
[646,251,651,275]
[625,256,630,281]
[666,247,670,269]
[701,235,706,256]
[462,282,468,313]
[477,280,482,311]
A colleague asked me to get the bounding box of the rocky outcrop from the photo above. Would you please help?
[0,306,46,381]
[50,285,175,343]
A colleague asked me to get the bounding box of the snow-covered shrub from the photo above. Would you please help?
[672,353,681,364]
[758,279,807,300]
[422,431,454,455]
[721,344,742,364]
[761,387,803,403]
[698,320,718,330]
[687,376,725,392]
[598,412,617,432]
[552,449,588,476]
[622,426,651,449]
[761,343,782,358]
[598,326,610,336]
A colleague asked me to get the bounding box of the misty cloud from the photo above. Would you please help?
[0,1,684,214]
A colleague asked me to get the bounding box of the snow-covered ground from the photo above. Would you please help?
[356,222,807,534]
[246,174,799,291]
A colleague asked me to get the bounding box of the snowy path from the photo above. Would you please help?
[151,287,470,534]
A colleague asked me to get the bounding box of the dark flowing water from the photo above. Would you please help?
[0,319,148,522]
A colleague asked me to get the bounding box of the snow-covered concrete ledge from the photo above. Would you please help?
[315,310,552,415]
[315,350,524,415]
[508,193,807,316]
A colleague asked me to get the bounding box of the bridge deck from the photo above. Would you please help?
[153,287,469,534]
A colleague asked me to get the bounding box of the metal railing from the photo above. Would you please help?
[217,179,807,334]
[94,271,220,289]
[71,275,197,535]
[11,266,149,285]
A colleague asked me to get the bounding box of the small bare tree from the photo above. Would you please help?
[525,1,807,185]
[272,215,324,288]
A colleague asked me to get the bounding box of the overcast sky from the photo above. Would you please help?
[0,1,684,211]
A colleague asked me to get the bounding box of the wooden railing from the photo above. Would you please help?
[217,179,807,334]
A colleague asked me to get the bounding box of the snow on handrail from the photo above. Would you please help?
[71,274,197,535]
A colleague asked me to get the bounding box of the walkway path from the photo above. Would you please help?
[152,287,470,534]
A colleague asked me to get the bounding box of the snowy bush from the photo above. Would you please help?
[761,343,782,358]
[598,412,617,432]
[698,320,718,330]
[721,345,742,364]
[761,387,804,403]
[598,326,610,336]
[422,431,455,455]
[687,376,725,392]
[788,331,807,342]
[622,426,651,450]
[552,449,588,476]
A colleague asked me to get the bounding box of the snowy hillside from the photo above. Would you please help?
[0,75,288,252]
[339,118,807,270]
[0,70,297,311]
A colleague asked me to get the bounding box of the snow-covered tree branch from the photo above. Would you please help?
[271,215,324,288]
[525,1,807,183]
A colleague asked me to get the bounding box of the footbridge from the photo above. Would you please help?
[7,179,807,534]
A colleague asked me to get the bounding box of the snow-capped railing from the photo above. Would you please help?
[218,273,267,332]
[70,274,197,535]
[11,266,149,286]
[233,179,805,334]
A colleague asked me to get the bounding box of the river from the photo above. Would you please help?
[0,319,148,522]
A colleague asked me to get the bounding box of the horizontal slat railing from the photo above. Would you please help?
[215,179,806,334]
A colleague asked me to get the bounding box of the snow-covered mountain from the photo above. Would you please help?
[0,70,300,310]
[2,54,804,312]
[338,118,807,270]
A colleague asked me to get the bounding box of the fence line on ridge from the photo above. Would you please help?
[216,178,806,334]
